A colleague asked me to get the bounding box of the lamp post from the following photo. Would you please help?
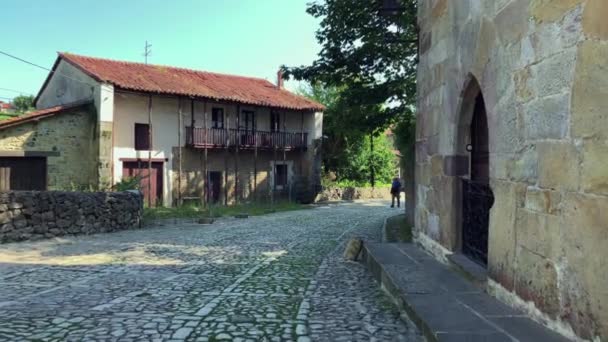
[379,0,405,16]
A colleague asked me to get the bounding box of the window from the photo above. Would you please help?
[212,108,224,129]
[275,164,287,189]
[241,110,256,132]
[134,123,150,150]
[270,112,280,132]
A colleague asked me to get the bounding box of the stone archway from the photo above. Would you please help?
[455,76,494,266]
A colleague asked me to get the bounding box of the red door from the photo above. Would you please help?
[122,161,163,206]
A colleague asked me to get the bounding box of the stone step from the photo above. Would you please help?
[447,252,488,288]
[362,242,571,342]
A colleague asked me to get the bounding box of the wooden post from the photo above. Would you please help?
[370,133,375,187]
[300,111,304,175]
[147,95,153,207]
[190,99,195,141]
[253,112,258,203]
[224,107,229,206]
[235,104,240,205]
[271,111,277,208]
[203,100,208,209]
[177,98,183,206]
[282,111,287,202]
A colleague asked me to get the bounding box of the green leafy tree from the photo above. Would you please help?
[298,83,397,186]
[283,0,418,136]
[12,95,35,113]
[346,134,397,185]
[284,0,417,186]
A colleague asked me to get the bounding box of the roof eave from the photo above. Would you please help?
[114,86,324,112]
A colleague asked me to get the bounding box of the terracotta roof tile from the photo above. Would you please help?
[0,100,92,129]
[59,53,325,111]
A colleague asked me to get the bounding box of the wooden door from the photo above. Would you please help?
[462,93,493,266]
[122,161,163,206]
[208,171,222,204]
[0,157,47,191]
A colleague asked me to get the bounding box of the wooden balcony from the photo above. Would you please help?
[186,127,308,151]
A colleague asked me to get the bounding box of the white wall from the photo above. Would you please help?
[36,59,99,109]
[113,93,180,206]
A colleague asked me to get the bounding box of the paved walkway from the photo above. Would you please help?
[364,243,570,342]
[0,201,422,341]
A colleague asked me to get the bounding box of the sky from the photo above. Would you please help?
[0,0,321,102]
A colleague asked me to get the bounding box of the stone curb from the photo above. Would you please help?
[381,216,389,243]
[361,244,438,342]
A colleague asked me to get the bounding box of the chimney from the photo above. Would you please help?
[277,69,284,89]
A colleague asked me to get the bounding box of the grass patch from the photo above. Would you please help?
[143,201,308,221]
[385,214,412,243]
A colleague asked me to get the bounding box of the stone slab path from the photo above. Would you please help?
[0,201,422,341]
[363,243,570,342]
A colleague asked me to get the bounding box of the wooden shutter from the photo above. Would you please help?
[135,123,150,150]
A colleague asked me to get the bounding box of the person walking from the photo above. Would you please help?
[390,177,402,208]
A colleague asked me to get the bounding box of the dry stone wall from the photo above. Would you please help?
[0,191,143,243]
[315,187,393,202]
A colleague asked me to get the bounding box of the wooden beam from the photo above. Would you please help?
[177,98,183,206]
[224,107,229,206]
[147,95,153,207]
[253,111,258,203]
[235,104,240,206]
[283,111,287,202]
[203,100,208,209]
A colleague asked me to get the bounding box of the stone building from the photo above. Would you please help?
[415,0,607,340]
[0,53,324,206]
[0,102,98,191]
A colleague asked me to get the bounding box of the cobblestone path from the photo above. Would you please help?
[0,201,422,341]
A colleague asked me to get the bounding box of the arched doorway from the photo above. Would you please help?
[461,91,494,266]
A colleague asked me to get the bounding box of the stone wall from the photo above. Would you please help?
[315,187,393,202]
[0,191,143,243]
[416,0,607,340]
[0,105,98,190]
[173,148,320,205]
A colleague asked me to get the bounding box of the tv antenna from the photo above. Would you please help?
[143,41,152,64]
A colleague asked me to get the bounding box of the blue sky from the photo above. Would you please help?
[0,0,321,101]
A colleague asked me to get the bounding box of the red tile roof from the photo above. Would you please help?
[56,53,325,111]
[0,100,92,129]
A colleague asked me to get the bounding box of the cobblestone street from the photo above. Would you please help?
[0,201,422,341]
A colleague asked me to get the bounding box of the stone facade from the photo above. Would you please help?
[0,105,98,190]
[173,139,322,205]
[416,0,607,340]
[0,190,143,243]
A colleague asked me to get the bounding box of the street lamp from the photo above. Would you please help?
[379,0,405,16]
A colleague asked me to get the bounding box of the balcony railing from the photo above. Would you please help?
[186,127,308,151]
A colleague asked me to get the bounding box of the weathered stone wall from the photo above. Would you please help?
[315,187,393,202]
[0,191,142,243]
[0,105,98,190]
[173,148,319,205]
[416,0,607,339]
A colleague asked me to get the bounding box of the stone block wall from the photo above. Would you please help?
[0,105,98,190]
[0,191,143,243]
[172,148,318,205]
[416,0,607,339]
[315,187,393,202]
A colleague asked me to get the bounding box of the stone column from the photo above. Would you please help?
[95,83,115,190]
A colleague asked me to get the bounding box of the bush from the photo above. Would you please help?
[114,176,141,192]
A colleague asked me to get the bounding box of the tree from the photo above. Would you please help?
[298,83,397,186]
[283,0,418,137]
[12,95,35,113]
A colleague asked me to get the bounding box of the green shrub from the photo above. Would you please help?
[114,176,141,192]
